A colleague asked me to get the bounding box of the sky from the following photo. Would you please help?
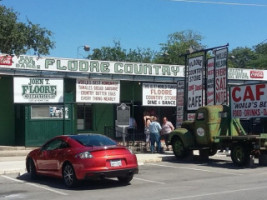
[2,0,267,59]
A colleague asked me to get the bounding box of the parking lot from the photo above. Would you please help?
[1,156,267,200]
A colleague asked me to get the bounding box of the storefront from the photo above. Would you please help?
[0,54,184,146]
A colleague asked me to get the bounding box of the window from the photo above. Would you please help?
[219,112,228,118]
[77,104,93,130]
[42,139,69,151]
[70,134,116,147]
[196,112,205,120]
[31,105,69,119]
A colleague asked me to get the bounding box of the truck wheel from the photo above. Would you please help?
[208,147,217,156]
[172,137,187,159]
[231,144,250,167]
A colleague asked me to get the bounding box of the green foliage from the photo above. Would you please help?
[89,30,204,65]
[88,41,156,63]
[0,5,54,55]
[228,47,256,68]
[229,43,267,69]
[153,30,205,65]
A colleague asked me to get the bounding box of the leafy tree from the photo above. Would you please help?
[0,4,54,55]
[228,47,256,68]
[88,41,155,63]
[153,30,205,65]
[249,43,267,69]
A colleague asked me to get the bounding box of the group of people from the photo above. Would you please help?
[144,114,174,153]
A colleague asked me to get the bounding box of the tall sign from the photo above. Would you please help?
[207,58,215,105]
[176,81,184,127]
[187,56,203,110]
[215,48,228,105]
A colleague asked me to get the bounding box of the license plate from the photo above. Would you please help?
[110,160,122,167]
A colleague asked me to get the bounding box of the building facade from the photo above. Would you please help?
[0,54,184,146]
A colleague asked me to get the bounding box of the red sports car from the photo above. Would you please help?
[26,134,138,187]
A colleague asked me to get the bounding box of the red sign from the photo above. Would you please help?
[250,70,264,79]
[0,55,12,66]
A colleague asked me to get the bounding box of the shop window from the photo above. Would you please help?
[31,105,69,119]
[77,104,93,130]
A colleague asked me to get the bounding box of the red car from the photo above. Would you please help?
[26,134,138,187]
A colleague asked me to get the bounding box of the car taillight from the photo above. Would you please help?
[75,151,93,159]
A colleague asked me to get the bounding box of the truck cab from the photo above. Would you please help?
[169,105,249,162]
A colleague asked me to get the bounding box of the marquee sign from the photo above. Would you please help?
[14,77,64,103]
[0,54,184,77]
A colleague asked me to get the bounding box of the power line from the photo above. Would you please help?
[170,0,267,7]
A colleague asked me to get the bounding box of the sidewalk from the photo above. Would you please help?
[0,151,176,176]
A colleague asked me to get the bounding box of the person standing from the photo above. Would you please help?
[143,114,151,151]
[149,116,162,153]
[161,117,174,151]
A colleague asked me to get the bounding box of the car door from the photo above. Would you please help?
[36,139,66,172]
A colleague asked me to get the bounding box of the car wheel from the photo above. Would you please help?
[172,137,187,159]
[231,144,250,167]
[27,158,37,179]
[118,175,133,184]
[63,163,77,188]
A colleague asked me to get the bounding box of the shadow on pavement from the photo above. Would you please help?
[17,173,132,191]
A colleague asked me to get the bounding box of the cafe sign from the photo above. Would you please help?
[14,77,64,103]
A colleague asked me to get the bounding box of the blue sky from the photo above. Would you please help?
[2,0,267,59]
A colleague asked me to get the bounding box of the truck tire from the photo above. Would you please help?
[172,137,188,159]
[208,147,218,156]
[231,144,250,167]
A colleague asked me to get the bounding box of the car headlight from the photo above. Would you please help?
[75,151,93,159]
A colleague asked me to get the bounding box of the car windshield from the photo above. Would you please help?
[70,134,117,147]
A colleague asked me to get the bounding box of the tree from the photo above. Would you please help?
[88,41,155,63]
[249,43,267,69]
[0,4,54,55]
[153,30,205,65]
[228,47,256,68]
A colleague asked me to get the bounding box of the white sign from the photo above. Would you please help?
[228,68,266,80]
[231,83,267,118]
[0,54,184,78]
[187,56,203,110]
[14,77,64,103]
[142,83,176,107]
[215,48,228,105]
[207,58,215,105]
[76,79,120,103]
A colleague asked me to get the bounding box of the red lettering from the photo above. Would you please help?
[256,84,265,100]
[243,86,254,101]
[232,87,241,102]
